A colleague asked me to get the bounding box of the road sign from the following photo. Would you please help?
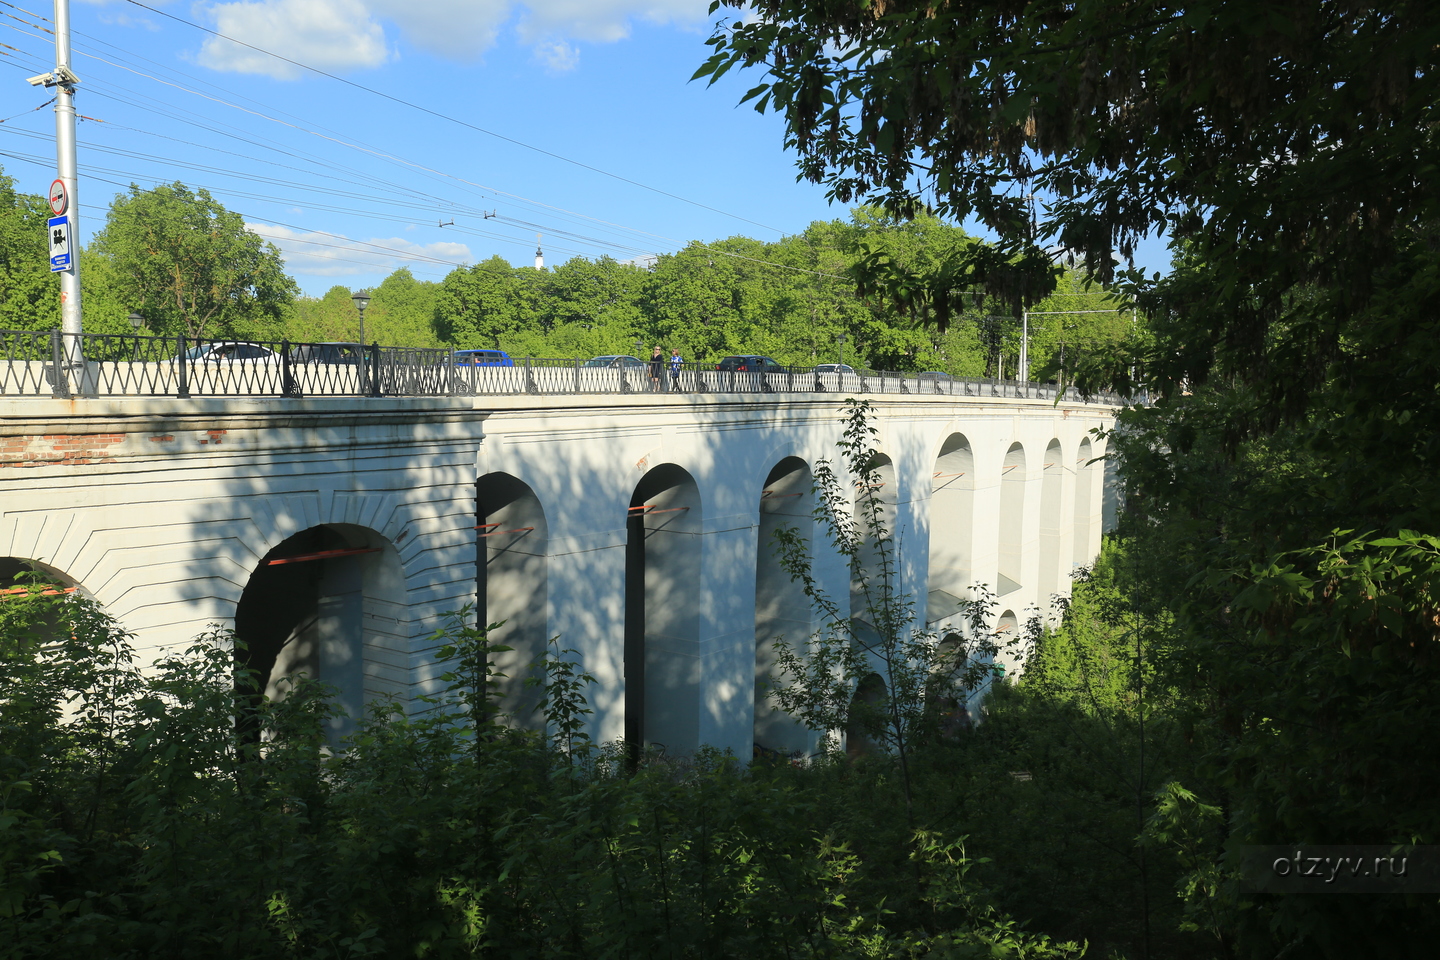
[48,215,71,272]
[48,178,67,216]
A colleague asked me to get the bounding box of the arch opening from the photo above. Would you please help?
[476,472,548,728]
[1037,439,1064,620]
[928,632,974,739]
[846,671,887,759]
[998,443,1027,596]
[235,523,407,741]
[1,557,85,644]
[754,457,813,756]
[927,434,975,627]
[625,464,703,756]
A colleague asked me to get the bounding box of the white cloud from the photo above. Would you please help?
[517,0,706,45]
[196,0,390,80]
[249,223,471,276]
[533,39,579,72]
[366,0,513,62]
[189,0,709,77]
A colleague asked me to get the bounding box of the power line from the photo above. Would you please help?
[121,0,787,236]
[7,10,859,284]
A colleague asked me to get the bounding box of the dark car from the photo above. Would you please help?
[916,370,953,380]
[453,349,513,367]
[291,342,366,364]
[714,355,789,373]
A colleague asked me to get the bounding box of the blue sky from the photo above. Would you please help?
[2,0,1170,296]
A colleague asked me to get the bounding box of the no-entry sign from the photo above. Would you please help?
[48,178,67,216]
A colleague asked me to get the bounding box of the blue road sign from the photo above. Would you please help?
[48,215,71,271]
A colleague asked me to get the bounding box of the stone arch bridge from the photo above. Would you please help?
[1,391,1115,757]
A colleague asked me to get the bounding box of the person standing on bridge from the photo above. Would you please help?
[669,347,684,393]
[649,346,663,392]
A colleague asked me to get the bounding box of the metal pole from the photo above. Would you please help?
[1020,310,1029,383]
[53,0,82,344]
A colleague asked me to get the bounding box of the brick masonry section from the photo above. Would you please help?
[1,433,127,468]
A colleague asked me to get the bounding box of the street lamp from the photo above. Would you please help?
[836,333,846,366]
[127,312,144,333]
[351,290,371,346]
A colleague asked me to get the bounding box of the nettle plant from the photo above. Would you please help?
[769,399,1032,818]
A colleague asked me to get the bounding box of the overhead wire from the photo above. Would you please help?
[3,1,863,288]
[120,0,788,236]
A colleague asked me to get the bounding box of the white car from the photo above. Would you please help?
[179,341,279,363]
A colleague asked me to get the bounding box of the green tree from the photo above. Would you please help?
[0,167,58,332]
[88,182,298,341]
[285,285,362,343]
[435,255,540,349]
[365,267,443,347]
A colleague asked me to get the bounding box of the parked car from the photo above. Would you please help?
[583,355,645,368]
[814,363,856,374]
[179,341,277,363]
[453,349,513,367]
[916,370,953,380]
[291,342,366,364]
[714,355,789,373]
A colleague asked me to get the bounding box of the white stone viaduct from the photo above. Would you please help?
[0,392,1115,757]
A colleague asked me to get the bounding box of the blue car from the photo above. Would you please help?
[453,349,513,367]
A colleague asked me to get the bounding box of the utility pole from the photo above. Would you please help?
[1020,309,1029,383]
[28,0,82,346]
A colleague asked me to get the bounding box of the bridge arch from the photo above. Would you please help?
[1037,439,1065,620]
[234,523,408,740]
[754,456,814,756]
[1,557,89,645]
[476,472,549,728]
[998,443,1027,598]
[626,463,703,756]
[1,556,82,594]
[927,433,975,628]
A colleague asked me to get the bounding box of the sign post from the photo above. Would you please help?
[26,0,83,351]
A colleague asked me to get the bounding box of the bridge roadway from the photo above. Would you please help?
[0,390,1116,758]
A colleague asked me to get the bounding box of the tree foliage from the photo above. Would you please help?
[701,0,1439,420]
[1,587,1086,959]
[89,182,298,340]
[0,170,57,332]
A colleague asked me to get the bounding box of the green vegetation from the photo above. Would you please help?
[700,3,1440,953]
[1,579,1100,959]
[0,166,1127,375]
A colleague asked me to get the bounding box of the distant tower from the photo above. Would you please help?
[534,234,544,270]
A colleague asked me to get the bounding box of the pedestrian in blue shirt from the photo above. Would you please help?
[669,348,684,392]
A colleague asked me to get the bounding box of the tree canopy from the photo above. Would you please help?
[700,0,1440,422]
[89,182,298,340]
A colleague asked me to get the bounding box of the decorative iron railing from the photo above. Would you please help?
[1,330,1115,404]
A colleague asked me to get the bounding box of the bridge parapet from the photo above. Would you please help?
[2,329,1122,405]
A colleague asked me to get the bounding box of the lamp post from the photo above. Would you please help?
[836,333,846,366]
[351,290,371,346]
[128,312,144,361]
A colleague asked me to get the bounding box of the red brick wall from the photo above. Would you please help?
[1,433,127,467]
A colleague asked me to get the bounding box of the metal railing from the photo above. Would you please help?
[1,330,1116,404]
